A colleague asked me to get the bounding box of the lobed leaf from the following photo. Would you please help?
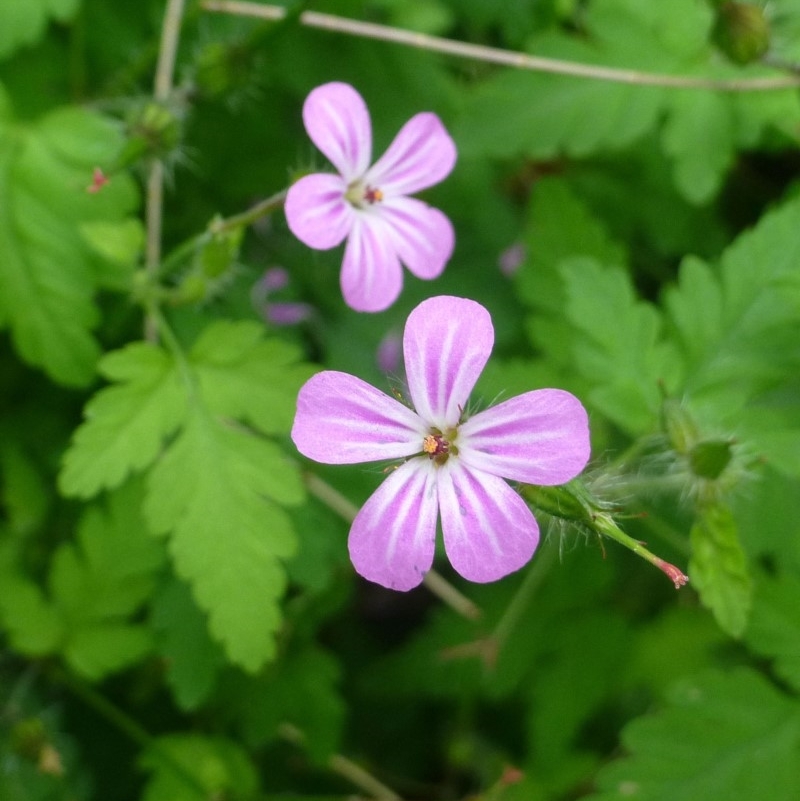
[139,734,258,801]
[59,343,187,499]
[190,319,316,435]
[561,257,682,434]
[144,407,302,672]
[689,503,752,638]
[0,105,139,385]
[587,668,800,801]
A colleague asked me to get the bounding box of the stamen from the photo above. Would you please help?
[423,433,450,463]
[364,186,383,204]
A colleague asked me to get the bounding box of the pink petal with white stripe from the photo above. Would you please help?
[367,112,457,196]
[459,389,591,485]
[382,197,454,280]
[292,371,424,464]
[341,215,404,312]
[403,296,493,429]
[285,173,353,249]
[303,82,372,181]
[438,464,539,583]
[349,459,438,590]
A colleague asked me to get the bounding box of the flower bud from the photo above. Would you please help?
[689,438,734,480]
[712,2,770,65]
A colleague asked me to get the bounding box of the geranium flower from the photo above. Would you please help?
[292,296,591,590]
[285,82,457,313]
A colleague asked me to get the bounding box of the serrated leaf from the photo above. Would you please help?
[746,568,800,692]
[0,0,80,59]
[151,578,226,711]
[59,343,187,499]
[561,257,681,433]
[689,504,752,637]
[663,196,800,474]
[588,668,800,801]
[139,734,257,801]
[190,319,315,435]
[144,407,302,672]
[0,105,138,385]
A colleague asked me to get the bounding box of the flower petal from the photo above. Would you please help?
[349,459,438,590]
[285,173,353,249]
[367,112,457,196]
[292,371,425,464]
[439,463,539,583]
[459,389,591,485]
[340,214,404,312]
[303,82,372,181]
[381,197,454,280]
[403,296,493,429]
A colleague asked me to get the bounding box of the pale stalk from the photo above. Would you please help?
[202,0,800,91]
[279,723,403,801]
[303,472,482,621]
[145,0,186,341]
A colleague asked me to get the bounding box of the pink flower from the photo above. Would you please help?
[292,296,591,590]
[285,82,457,313]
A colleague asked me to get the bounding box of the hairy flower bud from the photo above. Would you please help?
[712,2,770,65]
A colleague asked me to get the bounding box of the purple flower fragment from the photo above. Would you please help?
[292,296,591,591]
[285,82,457,313]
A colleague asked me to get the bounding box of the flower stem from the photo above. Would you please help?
[593,512,689,589]
[201,0,800,91]
[303,471,482,620]
[158,189,289,280]
[279,723,402,800]
[145,0,186,342]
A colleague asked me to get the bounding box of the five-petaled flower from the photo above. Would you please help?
[292,296,591,590]
[285,82,457,313]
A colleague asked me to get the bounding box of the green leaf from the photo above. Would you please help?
[661,91,734,204]
[151,578,226,711]
[663,195,800,474]
[0,105,139,385]
[0,0,80,59]
[561,257,681,434]
[59,342,187,499]
[139,735,258,801]
[0,442,50,536]
[79,218,144,290]
[144,407,302,672]
[0,483,164,677]
[689,504,752,637]
[746,567,800,692]
[0,545,63,655]
[233,646,345,763]
[190,319,315,435]
[588,668,800,801]
[46,482,165,678]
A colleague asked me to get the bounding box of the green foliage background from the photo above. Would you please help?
[1,0,800,799]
